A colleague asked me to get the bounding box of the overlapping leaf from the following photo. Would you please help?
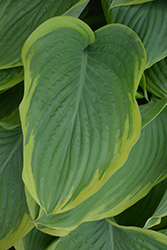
[0,0,83,69]
[0,82,24,129]
[24,187,40,222]
[43,219,167,250]
[14,227,57,250]
[161,229,167,237]
[109,0,153,9]
[0,126,33,250]
[32,106,167,235]
[63,0,90,17]
[144,185,167,229]
[20,16,145,215]
[0,67,24,91]
[114,178,167,228]
[138,73,148,101]
[102,0,167,68]
[145,56,167,99]
[139,98,167,128]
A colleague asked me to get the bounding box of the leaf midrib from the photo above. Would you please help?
[108,220,115,249]
[74,49,87,117]
[54,49,88,207]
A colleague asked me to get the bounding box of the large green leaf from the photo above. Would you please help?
[0,126,33,250]
[102,0,167,68]
[45,219,167,250]
[0,67,24,91]
[33,106,167,235]
[110,0,153,9]
[145,56,167,99]
[0,82,24,129]
[14,227,57,250]
[0,0,82,69]
[20,16,146,215]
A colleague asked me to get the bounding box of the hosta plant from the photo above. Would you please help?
[0,0,167,249]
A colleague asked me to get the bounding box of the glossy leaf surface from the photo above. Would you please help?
[20,16,145,214]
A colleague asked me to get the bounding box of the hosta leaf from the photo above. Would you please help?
[20,16,146,215]
[63,0,90,18]
[139,73,148,101]
[0,109,20,130]
[0,0,81,69]
[135,91,144,99]
[14,227,56,250]
[110,0,153,9]
[144,185,167,229]
[114,178,167,228]
[139,74,146,93]
[102,0,167,68]
[145,56,167,99]
[0,67,24,91]
[0,82,24,129]
[152,216,167,231]
[161,229,167,236]
[33,106,167,235]
[139,98,167,128]
[24,187,40,221]
[0,126,33,250]
[45,219,167,250]
[25,183,69,237]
